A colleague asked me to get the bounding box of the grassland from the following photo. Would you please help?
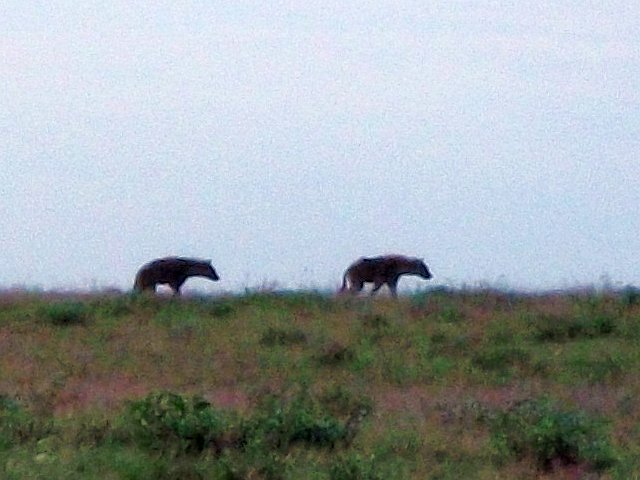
[1,287,639,479]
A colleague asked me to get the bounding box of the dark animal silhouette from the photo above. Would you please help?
[340,254,432,297]
[133,257,220,295]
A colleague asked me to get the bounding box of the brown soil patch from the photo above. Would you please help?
[205,388,251,412]
[374,385,434,415]
[54,373,147,415]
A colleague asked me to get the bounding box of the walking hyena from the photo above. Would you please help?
[133,257,220,295]
[340,254,432,297]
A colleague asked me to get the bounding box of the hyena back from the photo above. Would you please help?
[340,254,432,297]
[133,257,219,295]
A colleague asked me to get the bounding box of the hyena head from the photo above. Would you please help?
[189,260,220,281]
[413,258,432,279]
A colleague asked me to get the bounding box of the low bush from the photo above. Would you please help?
[316,341,355,366]
[437,305,465,323]
[204,301,235,318]
[565,350,624,384]
[89,295,134,318]
[620,286,640,307]
[319,385,373,418]
[119,389,362,475]
[360,313,390,330]
[123,391,231,456]
[242,390,349,451]
[529,313,616,342]
[216,449,289,480]
[472,345,530,372]
[40,301,90,325]
[259,327,307,346]
[329,453,384,480]
[359,313,398,344]
[278,291,335,311]
[489,398,617,472]
[0,395,54,450]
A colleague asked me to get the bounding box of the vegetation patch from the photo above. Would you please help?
[564,349,624,384]
[88,295,134,318]
[259,327,307,346]
[489,397,617,472]
[528,312,617,342]
[472,345,530,379]
[116,388,369,475]
[319,385,373,418]
[329,453,384,480]
[620,286,640,307]
[122,391,231,456]
[0,395,54,450]
[317,341,355,366]
[243,389,351,450]
[435,305,465,323]
[0,289,637,477]
[40,301,91,326]
[360,313,391,330]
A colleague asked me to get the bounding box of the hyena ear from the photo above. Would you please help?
[206,259,213,264]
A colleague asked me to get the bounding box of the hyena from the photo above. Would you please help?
[133,257,220,295]
[340,255,432,297]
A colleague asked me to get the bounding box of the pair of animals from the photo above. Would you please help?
[134,255,433,297]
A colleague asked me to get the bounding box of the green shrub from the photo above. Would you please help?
[259,327,307,346]
[317,341,355,366]
[360,313,399,344]
[360,313,390,330]
[278,291,334,311]
[329,453,384,480]
[0,395,53,450]
[216,449,289,480]
[90,295,133,318]
[123,391,230,456]
[529,313,616,342]
[350,339,376,371]
[70,415,112,447]
[237,291,333,312]
[620,286,640,307]
[243,390,349,451]
[409,286,456,310]
[40,301,90,325]
[319,385,373,418]
[204,301,235,318]
[430,327,471,356]
[490,398,617,472]
[437,305,464,323]
[565,350,624,384]
[473,345,530,371]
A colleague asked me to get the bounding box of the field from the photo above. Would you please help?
[1,287,640,479]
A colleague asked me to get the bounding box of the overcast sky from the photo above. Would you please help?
[1,1,639,292]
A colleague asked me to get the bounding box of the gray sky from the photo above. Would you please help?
[2,1,639,292]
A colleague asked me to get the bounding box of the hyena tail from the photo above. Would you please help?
[339,272,349,294]
[133,274,145,293]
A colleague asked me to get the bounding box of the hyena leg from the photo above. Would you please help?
[371,281,384,296]
[347,280,364,295]
[140,282,156,294]
[387,278,399,298]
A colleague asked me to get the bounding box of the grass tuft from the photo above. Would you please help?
[259,327,307,346]
[528,312,617,342]
[40,301,90,326]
